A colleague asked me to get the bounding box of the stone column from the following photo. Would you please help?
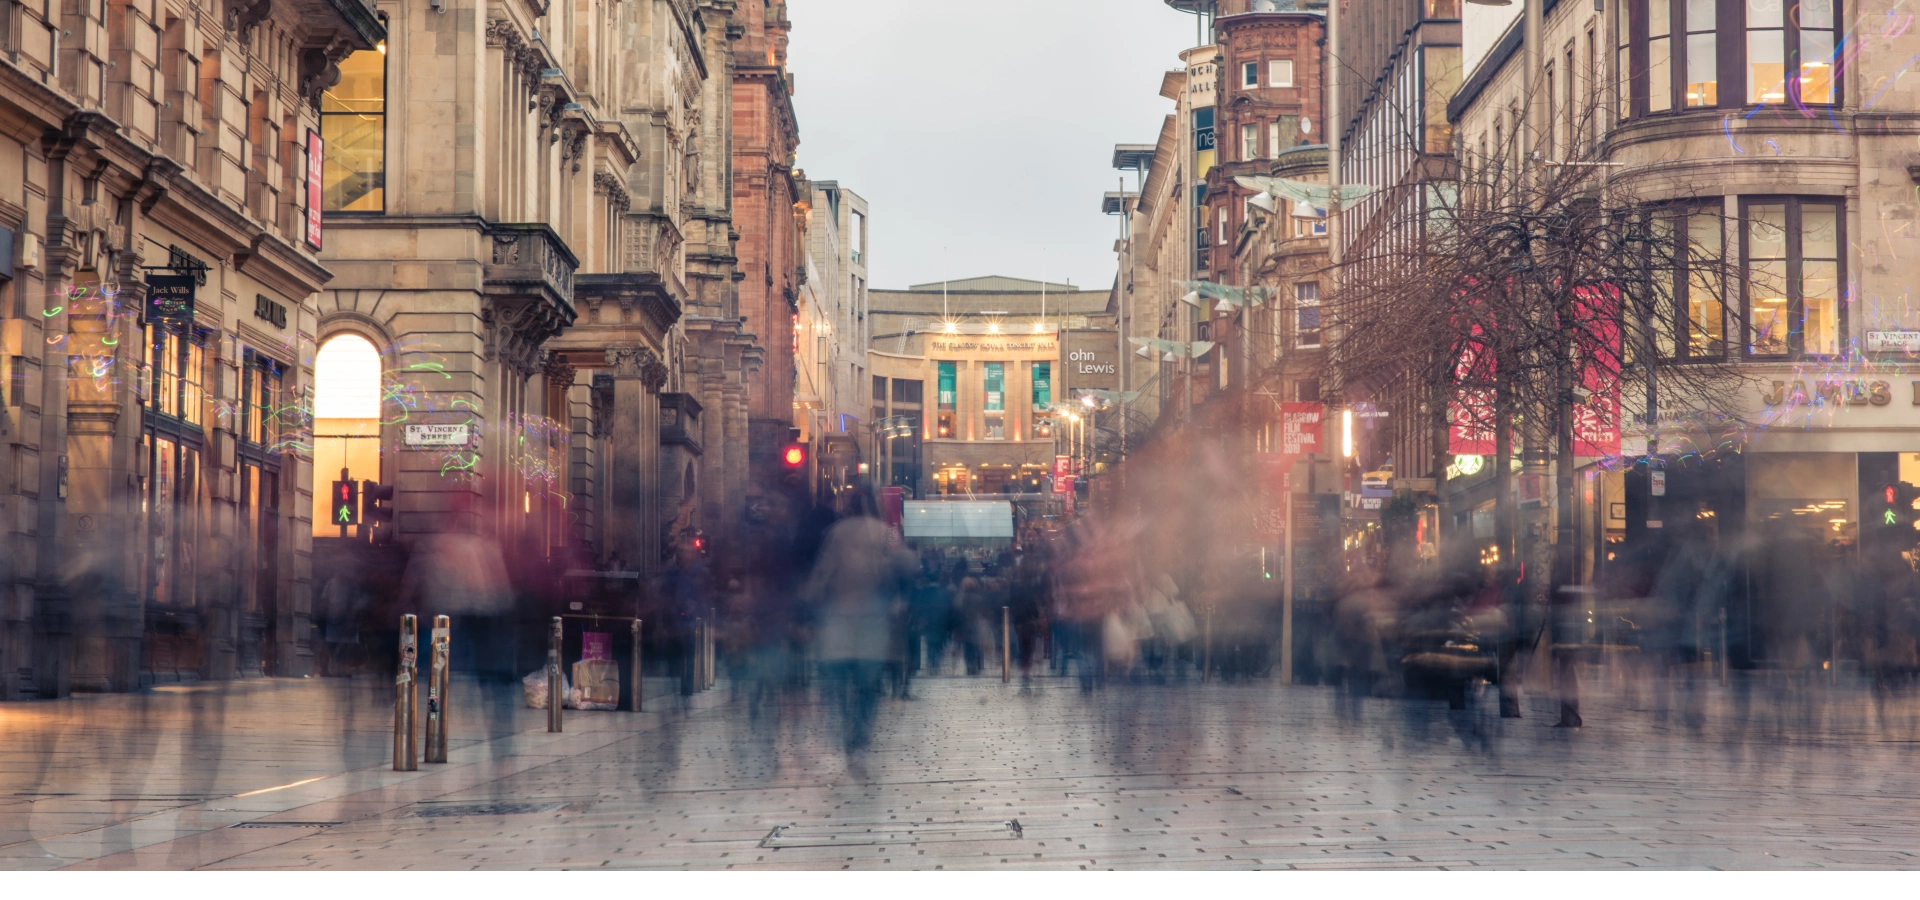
[604,345,668,572]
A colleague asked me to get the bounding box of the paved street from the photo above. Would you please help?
[4,672,1920,871]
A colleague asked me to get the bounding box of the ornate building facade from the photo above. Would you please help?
[0,0,382,696]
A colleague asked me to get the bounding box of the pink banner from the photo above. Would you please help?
[1449,333,1496,455]
[1572,285,1622,457]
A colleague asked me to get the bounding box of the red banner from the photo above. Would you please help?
[1449,332,1496,455]
[1052,455,1072,494]
[1572,285,1622,457]
[1279,403,1323,455]
[1256,452,1296,538]
[305,130,324,250]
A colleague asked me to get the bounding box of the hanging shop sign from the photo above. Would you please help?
[305,130,324,251]
[404,423,472,448]
[145,272,197,325]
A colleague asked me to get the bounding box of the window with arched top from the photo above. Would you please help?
[311,333,383,537]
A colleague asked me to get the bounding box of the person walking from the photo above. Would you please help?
[803,488,917,777]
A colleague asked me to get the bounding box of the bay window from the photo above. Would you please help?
[1638,205,1726,362]
[1616,0,1837,118]
[1742,198,1844,359]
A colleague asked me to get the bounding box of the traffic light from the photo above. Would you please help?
[330,477,359,527]
[780,443,807,492]
[361,480,395,543]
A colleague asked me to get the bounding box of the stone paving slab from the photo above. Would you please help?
[9,674,1920,869]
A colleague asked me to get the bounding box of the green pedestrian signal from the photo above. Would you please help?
[331,477,359,527]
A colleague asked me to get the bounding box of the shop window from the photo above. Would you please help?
[240,350,289,448]
[322,49,386,211]
[1742,198,1843,359]
[1268,59,1293,88]
[144,323,209,426]
[142,434,201,607]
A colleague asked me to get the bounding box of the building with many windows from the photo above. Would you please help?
[1447,0,1920,669]
[0,0,382,695]
[795,180,870,498]
[866,277,1110,497]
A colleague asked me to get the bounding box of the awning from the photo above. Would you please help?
[902,501,1015,541]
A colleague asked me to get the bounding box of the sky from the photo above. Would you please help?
[786,0,1203,292]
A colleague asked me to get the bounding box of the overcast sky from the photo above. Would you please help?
[786,0,1201,292]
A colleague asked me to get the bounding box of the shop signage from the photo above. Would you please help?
[1761,378,1891,407]
[404,423,471,447]
[145,272,196,325]
[254,294,288,329]
[929,340,1056,352]
[1446,454,1484,479]
[1062,330,1119,391]
[305,130,324,250]
[1651,469,1667,497]
[1866,330,1920,354]
[1052,455,1072,492]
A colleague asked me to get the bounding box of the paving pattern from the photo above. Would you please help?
[5,671,1920,870]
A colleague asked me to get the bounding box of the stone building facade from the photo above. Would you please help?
[1447,0,1920,668]
[315,0,772,582]
[796,180,869,495]
[730,0,804,500]
[866,277,1109,497]
[0,0,382,696]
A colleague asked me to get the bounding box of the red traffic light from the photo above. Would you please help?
[782,445,806,468]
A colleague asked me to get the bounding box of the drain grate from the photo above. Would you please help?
[231,821,340,829]
[410,802,565,818]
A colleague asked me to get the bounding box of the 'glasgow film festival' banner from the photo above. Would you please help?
[1448,332,1497,455]
[1571,285,1622,457]
[1279,402,1323,456]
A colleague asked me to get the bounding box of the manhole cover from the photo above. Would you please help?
[410,802,565,818]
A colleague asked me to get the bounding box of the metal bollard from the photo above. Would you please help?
[425,615,450,764]
[1202,606,1213,684]
[1002,605,1011,683]
[631,619,644,713]
[394,614,418,771]
[547,616,563,733]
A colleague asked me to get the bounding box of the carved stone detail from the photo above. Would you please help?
[604,345,670,391]
[594,172,632,212]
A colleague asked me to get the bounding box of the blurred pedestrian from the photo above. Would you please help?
[803,487,916,773]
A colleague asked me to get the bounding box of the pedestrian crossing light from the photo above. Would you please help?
[331,477,359,526]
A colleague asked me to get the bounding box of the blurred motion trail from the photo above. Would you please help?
[4,672,1919,870]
